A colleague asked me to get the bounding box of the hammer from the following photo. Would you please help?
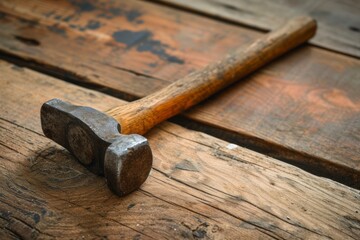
[41,16,316,196]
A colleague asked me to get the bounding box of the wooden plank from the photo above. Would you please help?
[156,0,360,58]
[1,60,360,239]
[0,0,359,187]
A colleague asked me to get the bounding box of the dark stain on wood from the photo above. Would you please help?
[349,26,359,33]
[127,203,136,210]
[33,213,40,224]
[192,222,209,239]
[14,36,40,46]
[148,62,158,68]
[1,209,11,219]
[125,9,142,22]
[85,20,102,30]
[132,234,141,240]
[96,5,142,23]
[343,215,360,232]
[63,14,76,22]
[40,208,47,217]
[193,229,206,238]
[97,9,120,20]
[18,18,38,27]
[112,30,150,47]
[69,0,96,12]
[137,37,184,64]
[69,24,77,29]
[44,10,55,18]
[97,12,113,20]
[112,30,184,64]
[108,7,122,16]
[47,24,67,37]
[175,159,199,172]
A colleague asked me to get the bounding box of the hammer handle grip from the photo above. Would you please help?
[108,16,316,135]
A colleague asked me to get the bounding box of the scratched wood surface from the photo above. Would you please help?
[0,0,359,187]
[1,60,360,239]
[157,0,360,58]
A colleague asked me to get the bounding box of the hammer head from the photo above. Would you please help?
[40,99,152,196]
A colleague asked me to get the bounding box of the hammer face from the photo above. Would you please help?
[41,99,121,175]
[105,134,153,196]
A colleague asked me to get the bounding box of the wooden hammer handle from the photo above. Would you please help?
[108,16,316,135]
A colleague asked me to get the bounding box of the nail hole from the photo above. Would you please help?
[14,35,40,46]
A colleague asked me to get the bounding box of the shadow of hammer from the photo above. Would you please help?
[40,16,316,196]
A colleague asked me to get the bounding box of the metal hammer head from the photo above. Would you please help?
[40,99,152,196]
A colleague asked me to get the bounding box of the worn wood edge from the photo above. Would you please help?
[151,0,360,59]
[1,61,360,238]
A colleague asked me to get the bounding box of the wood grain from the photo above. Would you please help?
[156,0,360,58]
[1,60,360,239]
[0,0,359,187]
[108,16,316,135]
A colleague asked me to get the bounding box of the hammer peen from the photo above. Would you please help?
[41,16,316,196]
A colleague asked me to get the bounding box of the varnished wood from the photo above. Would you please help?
[156,0,360,58]
[108,16,316,134]
[1,61,359,239]
[0,0,359,187]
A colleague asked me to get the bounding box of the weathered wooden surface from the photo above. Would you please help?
[156,0,360,58]
[0,0,359,187]
[1,60,360,239]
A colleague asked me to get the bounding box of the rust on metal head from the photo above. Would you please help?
[40,98,152,196]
